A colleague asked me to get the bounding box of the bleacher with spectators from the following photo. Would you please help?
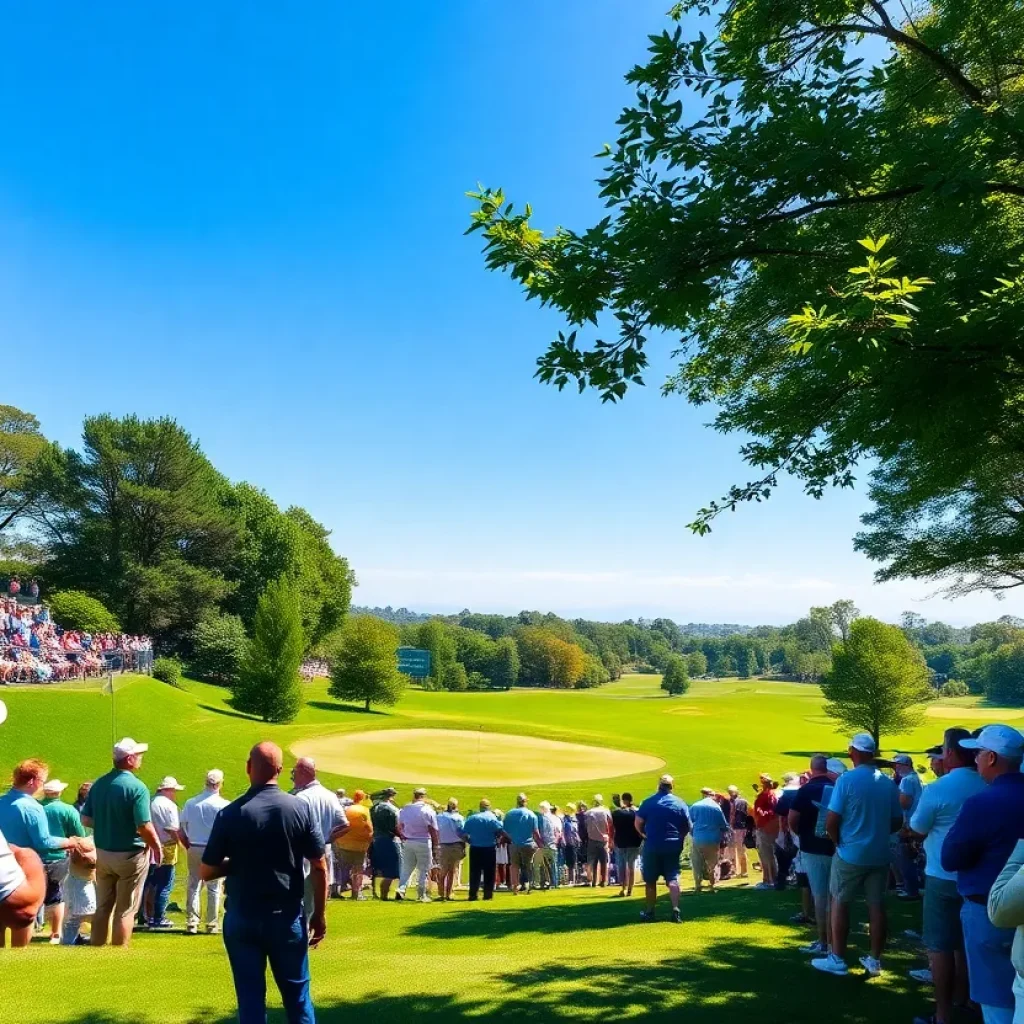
[0,595,152,683]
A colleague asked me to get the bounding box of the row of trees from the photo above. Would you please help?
[0,407,355,659]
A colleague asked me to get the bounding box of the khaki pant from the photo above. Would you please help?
[186,846,223,931]
[92,848,149,946]
[692,842,720,890]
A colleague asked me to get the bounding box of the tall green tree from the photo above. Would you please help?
[234,576,305,723]
[329,615,406,711]
[661,655,690,696]
[418,619,457,690]
[0,405,50,535]
[489,636,520,689]
[470,0,1024,594]
[821,618,933,748]
[42,415,237,640]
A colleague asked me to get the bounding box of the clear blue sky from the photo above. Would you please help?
[2,3,1016,625]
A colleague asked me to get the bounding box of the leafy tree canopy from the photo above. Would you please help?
[329,615,406,711]
[470,0,1024,594]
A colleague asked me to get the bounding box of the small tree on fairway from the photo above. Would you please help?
[442,661,469,692]
[329,616,406,711]
[233,576,304,723]
[821,618,932,750]
[661,655,690,696]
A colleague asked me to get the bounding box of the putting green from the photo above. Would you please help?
[291,728,664,788]
[926,704,1024,721]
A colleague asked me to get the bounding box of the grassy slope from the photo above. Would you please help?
[0,674,992,1023]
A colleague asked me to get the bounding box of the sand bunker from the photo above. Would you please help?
[291,728,664,787]
[927,705,1024,721]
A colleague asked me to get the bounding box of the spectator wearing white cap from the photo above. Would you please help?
[81,737,162,946]
[908,727,986,1024]
[812,732,902,978]
[143,776,185,929]
[942,724,1024,1024]
[180,769,230,935]
[39,777,86,944]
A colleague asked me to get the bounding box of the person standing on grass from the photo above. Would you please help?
[893,754,924,901]
[72,781,92,815]
[39,777,86,944]
[635,774,691,924]
[535,801,561,890]
[461,799,505,900]
[988,838,1024,1024]
[145,776,185,929]
[811,733,903,979]
[611,792,642,897]
[726,785,750,879]
[774,773,801,892]
[753,775,779,889]
[0,759,82,947]
[503,793,541,895]
[331,789,373,901]
[436,798,466,901]
[291,758,345,922]
[585,795,614,888]
[369,787,402,901]
[82,738,162,947]
[201,742,327,1024]
[789,755,840,957]
[575,800,590,883]
[689,787,729,893]
[562,803,581,885]
[397,787,439,903]
[907,728,985,1024]
[942,724,1024,1024]
[180,769,230,935]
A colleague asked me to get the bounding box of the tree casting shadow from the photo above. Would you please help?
[306,701,388,716]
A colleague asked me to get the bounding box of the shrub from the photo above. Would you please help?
[939,680,970,698]
[153,656,183,688]
[442,661,469,692]
[47,590,121,633]
[467,670,491,691]
[190,613,248,684]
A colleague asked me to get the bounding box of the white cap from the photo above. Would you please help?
[892,754,913,766]
[113,737,148,759]
[826,758,848,775]
[43,779,68,795]
[962,724,1024,759]
[206,769,224,786]
[850,733,877,753]
[0,699,7,726]
[157,776,185,791]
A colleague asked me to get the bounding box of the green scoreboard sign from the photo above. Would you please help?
[397,647,432,679]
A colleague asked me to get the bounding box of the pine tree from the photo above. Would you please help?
[233,576,304,723]
[329,616,406,711]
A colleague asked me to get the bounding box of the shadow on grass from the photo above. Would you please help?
[52,930,922,1024]
[780,750,852,759]
[306,701,387,716]
[198,704,261,721]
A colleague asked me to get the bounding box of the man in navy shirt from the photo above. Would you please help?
[942,724,1024,1024]
[635,774,691,924]
[201,742,328,1024]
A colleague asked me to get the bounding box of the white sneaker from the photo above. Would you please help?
[859,956,882,978]
[811,954,849,976]
[908,968,933,985]
[799,940,828,955]
[417,895,433,904]
[186,924,198,935]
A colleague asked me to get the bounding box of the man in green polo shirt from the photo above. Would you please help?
[81,737,162,947]
[39,778,86,944]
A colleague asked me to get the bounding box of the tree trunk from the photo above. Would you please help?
[365,698,370,712]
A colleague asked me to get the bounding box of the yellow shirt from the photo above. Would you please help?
[335,803,373,851]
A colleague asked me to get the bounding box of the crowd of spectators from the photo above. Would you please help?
[0,592,152,684]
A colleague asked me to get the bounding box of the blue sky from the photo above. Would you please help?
[2,3,1016,625]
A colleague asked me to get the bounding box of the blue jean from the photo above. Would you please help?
[962,898,1015,1011]
[146,864,175,923]
[223,907,314,1024]
[897,840,920,897]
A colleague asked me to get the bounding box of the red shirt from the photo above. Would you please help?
[753,790,780,836]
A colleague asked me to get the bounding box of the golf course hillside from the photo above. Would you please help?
[0,672,987,809]
[2,671,991,1024]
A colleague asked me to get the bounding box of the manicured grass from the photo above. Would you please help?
[0,673,987,1023]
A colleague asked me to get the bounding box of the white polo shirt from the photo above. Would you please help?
[910,767,988,881]
[294,780,345,851]
[150,794,181,846]
[180,789,230,847]
[0,827,25,903]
